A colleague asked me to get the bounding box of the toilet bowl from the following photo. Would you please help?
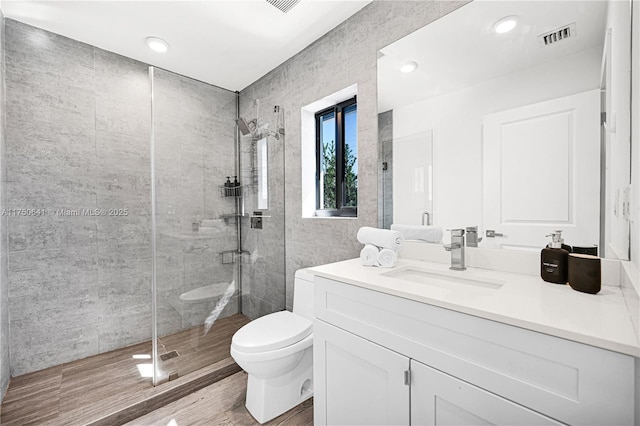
[230,269,315,424]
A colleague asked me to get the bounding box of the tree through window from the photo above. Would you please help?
[316,97,357,216]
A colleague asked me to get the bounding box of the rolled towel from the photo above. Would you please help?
[360,244,379,267]
[357,227,404,251]
[377,248,397,268]
[390,224,443,243]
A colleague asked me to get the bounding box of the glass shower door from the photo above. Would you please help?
[237,95,287,320]
[149,67,243,385]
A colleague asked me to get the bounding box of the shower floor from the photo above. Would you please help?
[0,313,250,426]
[156,313,250,383]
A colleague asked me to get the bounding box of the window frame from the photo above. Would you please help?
[314,96,357,217]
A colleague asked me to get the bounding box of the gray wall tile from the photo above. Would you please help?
[237,95,287,318]
[8,214,97,252]
[94,49,150,137]
[0,10,8,399]
[5,20,240,376]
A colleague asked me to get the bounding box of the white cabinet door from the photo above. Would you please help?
[410,360,564,426]
[314,320,410,426]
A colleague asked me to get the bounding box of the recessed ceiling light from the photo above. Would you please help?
[493,16,518,34]
[400,61,418,73]
[146,36,169,53]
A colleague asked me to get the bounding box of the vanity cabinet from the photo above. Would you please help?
[313,276,636,425]
[314,321,562,426]
[411,360,562,425]
[314,320,409,425]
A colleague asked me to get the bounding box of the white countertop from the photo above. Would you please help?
[310,257,640,357]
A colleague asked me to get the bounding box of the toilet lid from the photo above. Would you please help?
[232,311,312,353]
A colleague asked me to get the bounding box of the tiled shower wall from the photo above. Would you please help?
[6,20,152,375]
[240,0,469,309]
[5,20,237,376]
[238,98,286,319]
[0,12,9,397]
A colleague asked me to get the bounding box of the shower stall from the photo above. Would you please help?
[149,67,287,385]
[1,21,286,422]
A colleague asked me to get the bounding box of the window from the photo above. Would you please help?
[315,96,357,216]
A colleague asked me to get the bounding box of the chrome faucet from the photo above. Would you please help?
[466,226,482,247]
[443,229,466,271]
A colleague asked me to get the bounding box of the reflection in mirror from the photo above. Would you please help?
[377,0,632,259]
[392,131,433,227]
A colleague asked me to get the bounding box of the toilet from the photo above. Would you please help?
[230,269,314,424]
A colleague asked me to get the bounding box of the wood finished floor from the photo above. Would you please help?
[157,314,250,383]
[124,371,314,426]
[0,314,250,426]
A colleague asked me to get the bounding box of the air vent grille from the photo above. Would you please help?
[266,0,301,13]
[538,23,576,46]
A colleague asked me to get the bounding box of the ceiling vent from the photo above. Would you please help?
[266,0,301,13]
[538,23,576,46]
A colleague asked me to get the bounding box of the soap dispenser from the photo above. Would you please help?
[224,177,232,197]
[232,176,240,197]
[540,230,569,284]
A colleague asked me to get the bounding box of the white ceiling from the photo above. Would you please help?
[2,0,372,91]
[378,0,607,112]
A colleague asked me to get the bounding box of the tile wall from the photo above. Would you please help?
[238,97,287,319]
[5,20,238,375]
[0,10,8,397]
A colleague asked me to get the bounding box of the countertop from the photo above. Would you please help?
[310,257,640,357]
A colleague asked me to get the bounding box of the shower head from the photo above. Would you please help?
[236,117,253,136]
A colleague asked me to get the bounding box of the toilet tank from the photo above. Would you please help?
[292,268,314,320]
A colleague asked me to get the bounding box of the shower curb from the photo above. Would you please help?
[87,357,242,426]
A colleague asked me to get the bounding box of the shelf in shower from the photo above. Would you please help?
[220,249,251,264]
[219,213,248,224]
[219,213,247,219]
[219,183,251,198]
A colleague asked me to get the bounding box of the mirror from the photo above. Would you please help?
[377,0,632,259]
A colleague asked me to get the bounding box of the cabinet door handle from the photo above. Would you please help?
[404,370,411,386]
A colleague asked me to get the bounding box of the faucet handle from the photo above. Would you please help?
[447,228,465,237]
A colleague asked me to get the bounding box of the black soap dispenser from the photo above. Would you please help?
[232,176,240,197]
[541,230,569,284]
[224,177,232,197]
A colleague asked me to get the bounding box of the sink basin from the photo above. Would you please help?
[381,266,505,292]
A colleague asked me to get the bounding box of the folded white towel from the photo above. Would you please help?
[390,224,443,243]
[377,248,397,268]
[360,244,379,267]
[357,227,404,251]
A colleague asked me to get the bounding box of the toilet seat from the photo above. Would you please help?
[231,311,312,353]
[231,333,312,364]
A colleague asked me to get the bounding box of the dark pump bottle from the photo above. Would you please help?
[224,177,232,197]
[540,230,569,284]
[232,176,240,197]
